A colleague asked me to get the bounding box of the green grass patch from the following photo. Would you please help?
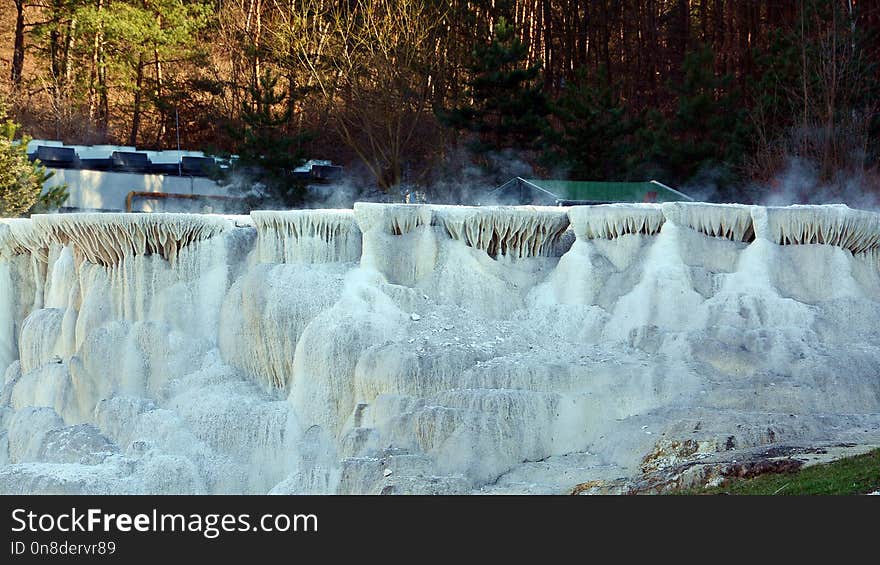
[679,448,880,495]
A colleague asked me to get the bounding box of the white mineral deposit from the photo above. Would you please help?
[1,203,879,494]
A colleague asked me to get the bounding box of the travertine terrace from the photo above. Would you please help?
[1,203,879,494]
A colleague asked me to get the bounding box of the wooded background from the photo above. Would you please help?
[2,1,879,205]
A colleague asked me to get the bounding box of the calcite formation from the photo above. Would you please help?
[1,203,879,494]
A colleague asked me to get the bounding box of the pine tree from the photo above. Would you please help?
[439,16,550,172]
[635,46,747,198]
[227,71,310,209]
[0,101,67,217]
[59,0,214,144]
[545,67,640,181]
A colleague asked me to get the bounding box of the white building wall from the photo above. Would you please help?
[47,168,231,212]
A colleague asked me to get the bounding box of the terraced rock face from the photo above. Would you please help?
[1,203,879,494]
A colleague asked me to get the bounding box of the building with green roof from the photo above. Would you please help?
[486,177,694,206]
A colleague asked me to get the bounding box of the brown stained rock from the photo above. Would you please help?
[722,458,803,479]
[569,480,605,495]
[640,438,716,474]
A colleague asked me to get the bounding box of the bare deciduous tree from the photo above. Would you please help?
[273,0,444,190]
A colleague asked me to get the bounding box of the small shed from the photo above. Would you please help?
[486,177,694,206]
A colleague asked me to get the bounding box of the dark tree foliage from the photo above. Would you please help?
[6,1,880,202]
[439,17,550,158]
[226,72,310,209]
[641,46,748,198]
[544,67,641,181]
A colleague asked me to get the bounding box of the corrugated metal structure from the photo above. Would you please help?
[487,177,694,206]
[20,140,343,213]
[24,139,225,176]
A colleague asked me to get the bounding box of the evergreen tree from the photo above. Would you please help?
[0,101,67,217]
[750,29,803,145]
[545,67,641,181]
[635,46,747,197]
[439,16,549,175]
[67,0,213,144]
[226,71,310,209]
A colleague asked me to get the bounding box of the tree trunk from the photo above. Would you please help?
[62,18,77,88]
[801,0,808,145]
[154,44,166,147]
[285,2,299,133]
[246,0,263,105]
[11,0,25,87]
[130,54,145,146]
[98,41,109,136]
[675,0,690,69]
[715,0,725,75]
[254,0,262,94]
[601,1,612,80]
[88,0,108,137]
[542,0,553,91]
[699,0,708,42]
